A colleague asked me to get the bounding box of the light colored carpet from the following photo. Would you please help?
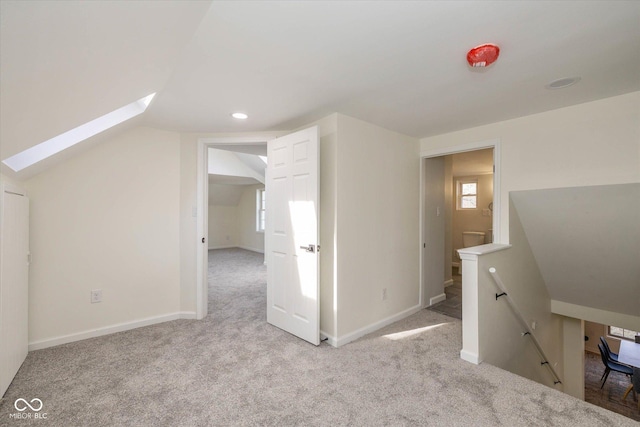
[0,248,635,426]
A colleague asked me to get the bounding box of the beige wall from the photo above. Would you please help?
[179,133,198,314]
[1,173,25,189]
[208,184,264,252]
[585,321,622,354]
[452,173,493,255]
[208,205,238,249]
[25,127,181,344]
[237,184,265,253]
[477,201,563,389]
[336,114,420,339]
[421,91,640,244]
[443,157,453,282]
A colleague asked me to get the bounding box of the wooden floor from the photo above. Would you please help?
[585,351,639,421]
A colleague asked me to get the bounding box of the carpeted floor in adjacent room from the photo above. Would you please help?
[0,248,635,426]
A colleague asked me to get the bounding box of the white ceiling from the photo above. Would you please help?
[511,184,640,318]
[1,1,639,178]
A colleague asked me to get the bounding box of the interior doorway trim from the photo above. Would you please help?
[419,138,501,307]
[196,136,271,319]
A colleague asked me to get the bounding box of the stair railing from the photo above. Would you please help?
[489,267,562,385]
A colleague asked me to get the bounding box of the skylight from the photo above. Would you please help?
[2,93,156,172]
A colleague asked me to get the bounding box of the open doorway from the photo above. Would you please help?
[421,141,500,320]
[195,137,271,319]
[206,145,267,316]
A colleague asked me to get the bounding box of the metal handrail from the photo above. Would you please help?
[489,267,562,385]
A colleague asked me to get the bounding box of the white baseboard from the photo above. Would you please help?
[320,331,337,347]
[429,293,447,306]
[460,349,482,365]
[28,312,195,351]
[451,262,460,268]
[208,245,264,254]
[334,304,423,348]
[238,245,265,254]
[444,279,454,287]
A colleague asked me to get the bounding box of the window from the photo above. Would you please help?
[609,326,639,341]
[2,93,155,172]
[256,188,266,232]
[456,179,478,210]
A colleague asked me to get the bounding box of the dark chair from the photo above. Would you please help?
[623,367,639,410]
[598,343,633,389]
[600,336,619,361]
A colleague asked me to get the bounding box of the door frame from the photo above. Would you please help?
[419,139,502,308]
[195,136,272,319]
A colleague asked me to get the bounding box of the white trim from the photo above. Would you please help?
[457,243,511,257]
[444,279,454,287]
[207,245,264,253]
[419,159,424,307]
[429,293,446,306]
[28,312,195,351]
[334,304,423,347]
[460,349,482,365]
[179,311,197,320]
[208,245,236,250]
[238,245,264,254]
[199,136,271,145]
[196,141,207,319]
[455,177,478,211]
[320,331,337,347]
[420,138,499,158]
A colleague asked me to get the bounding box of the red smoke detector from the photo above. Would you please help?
[467,44,500,68]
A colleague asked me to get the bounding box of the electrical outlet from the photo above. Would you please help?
[382,288,387,301]
[91,289,102,303]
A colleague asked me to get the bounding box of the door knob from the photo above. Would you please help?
[299,244,316,253]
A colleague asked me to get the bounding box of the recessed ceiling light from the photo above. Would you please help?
[546,77,581,90]
[231,112,248,120]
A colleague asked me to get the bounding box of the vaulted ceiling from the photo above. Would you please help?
[2,1,639,179]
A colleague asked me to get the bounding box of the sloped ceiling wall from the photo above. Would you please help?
[0,1,211,177]
[510,184,640,317]
[207,147,265,206]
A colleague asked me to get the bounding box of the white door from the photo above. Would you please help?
[266,126,320,345]
[0,187,29,396]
